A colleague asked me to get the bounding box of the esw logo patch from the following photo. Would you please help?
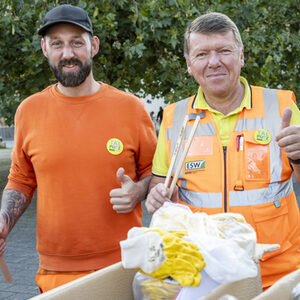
[185,160,205,171]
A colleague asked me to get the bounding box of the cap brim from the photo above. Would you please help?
[38,20,93,36]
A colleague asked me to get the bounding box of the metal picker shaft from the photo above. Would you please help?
[168,116,200,198]
[164,115,189,189]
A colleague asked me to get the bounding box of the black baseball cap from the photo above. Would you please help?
[38,4,93,36]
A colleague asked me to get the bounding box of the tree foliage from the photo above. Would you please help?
[0,0,299,125]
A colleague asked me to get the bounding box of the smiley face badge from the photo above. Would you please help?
[107,138,124,155]
[254,129,272,145]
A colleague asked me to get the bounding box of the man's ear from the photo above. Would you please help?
[91,36,100,58]
[240,48,244,68]
[41,38,48,58]
[186,59,193,76]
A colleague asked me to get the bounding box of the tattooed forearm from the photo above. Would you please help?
[0,189,31,232]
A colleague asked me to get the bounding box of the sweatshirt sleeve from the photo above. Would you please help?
[5,104,37,200]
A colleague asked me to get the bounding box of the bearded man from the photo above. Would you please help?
[0,4,156,293]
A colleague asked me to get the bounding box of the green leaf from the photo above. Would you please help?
[0,0,298,127]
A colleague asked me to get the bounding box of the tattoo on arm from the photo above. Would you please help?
[1,190,31,232]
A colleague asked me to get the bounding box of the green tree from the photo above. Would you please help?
[0,0,299,125]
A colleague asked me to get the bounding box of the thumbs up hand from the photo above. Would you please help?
[275,108,300,162]
[110,168,146,214]
[279,107,292,130]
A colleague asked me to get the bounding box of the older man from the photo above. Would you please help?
[146,12,300,289]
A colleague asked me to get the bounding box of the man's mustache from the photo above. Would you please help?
[58,58,83,69]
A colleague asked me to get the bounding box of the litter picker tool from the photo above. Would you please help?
[0,255,12,283]
[168,115,200,198]
[164,115,189,189]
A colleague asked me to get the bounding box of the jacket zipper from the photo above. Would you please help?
[223,146,227,212]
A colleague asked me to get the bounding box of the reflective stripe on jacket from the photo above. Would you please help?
[163,85,300,288]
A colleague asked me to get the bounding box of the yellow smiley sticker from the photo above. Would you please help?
[106,138,123,155]
[254,129,271,145]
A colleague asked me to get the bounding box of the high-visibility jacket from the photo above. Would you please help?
[163,85,300,288]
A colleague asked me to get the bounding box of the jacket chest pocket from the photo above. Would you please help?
[243,130,271,182]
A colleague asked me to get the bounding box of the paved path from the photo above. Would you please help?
[0,196,39,299]
[0,147,299,299]
[0,148,40,299]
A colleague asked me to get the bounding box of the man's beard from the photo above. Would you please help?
[49,57,92,87]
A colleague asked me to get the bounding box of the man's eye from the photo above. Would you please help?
[51,41,62,47]
[72,41,83,47]
[197,52,206,58]
[220,49,231,54]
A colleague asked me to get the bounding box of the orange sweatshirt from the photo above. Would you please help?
[5,82,157,271]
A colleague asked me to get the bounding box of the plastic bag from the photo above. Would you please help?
[175,269,220,299]
[132,271,180,300]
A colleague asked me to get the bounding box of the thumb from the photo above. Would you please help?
[280,108,292,130]
[116,167,133,186]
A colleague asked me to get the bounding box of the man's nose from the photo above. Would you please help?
[208,51,221,68]
[62,44,75,59]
